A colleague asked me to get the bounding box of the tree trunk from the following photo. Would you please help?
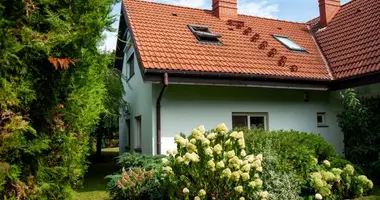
[96,132,102,158]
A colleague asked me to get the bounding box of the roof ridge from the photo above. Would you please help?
[238,14,306,25]
[126,0,209,11]
[126,0,305,25]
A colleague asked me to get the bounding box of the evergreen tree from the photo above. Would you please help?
[0,0,121,199]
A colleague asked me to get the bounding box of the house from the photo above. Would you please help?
[115,0,380,155]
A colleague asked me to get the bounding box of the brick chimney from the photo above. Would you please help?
[319,0,340,27]
[212,0,238,20]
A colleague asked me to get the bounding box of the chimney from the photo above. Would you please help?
[319,0,340,27]
[212,0,238,20]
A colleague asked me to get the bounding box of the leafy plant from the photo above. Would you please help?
[162,124,267,200]
[337,89,380,180]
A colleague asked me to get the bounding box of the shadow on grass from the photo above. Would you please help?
[74,148,120,200]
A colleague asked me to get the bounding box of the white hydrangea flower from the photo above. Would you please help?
[256,167,263,172]
[199,189,206,196]
[201,138,210,146]
[163,166,172,172]
[254,179,263,187]
[240,150,247,157]
[241,164,251,172]
[248,181,256,188]
[245,155,255,163]
[166,148,178,155]
[176,156,184,163]
[213,144,223,155]
[256,154,263,162]
[198,125,206,134]
[216,123,228,134]
[208,160,215,170]
[227,150,235,159]
[221,168,232,178]
[174,135,184,143]
[236,131,244,139]
[258,191,268,199]
[315,193,323,200]
[207,132,217,140]
[323,160,331,167]
[187,143,198,153]
[241,172,250,181]
[190,138,197,144]
[204,147,213,156]
[234,185,243,193]
[194,196,201,200]
[192,129,204,140]
[225,139,232,146]
[216,161,225,169]
[238,138,245,149]
[230,131,238,139]
[184,152,200,163]
[162,158,169,166]
[183,187,190,194]
[231,171,241,181]
[239,197,245,200]
[343,164,355,175]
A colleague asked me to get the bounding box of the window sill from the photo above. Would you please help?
[317,125,329,128]
[134,147,142,153]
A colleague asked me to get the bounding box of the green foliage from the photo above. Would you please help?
[337,89,380,180]
[106,153,166,200]
[0,0,121,199]
[117,152,166,170]
[163,124,267,200]
[244,128,337,181]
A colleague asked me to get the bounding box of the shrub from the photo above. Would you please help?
[244,128,338,181]
[162,124,267,200]
[308,161,373,199]
[106,153,166,200]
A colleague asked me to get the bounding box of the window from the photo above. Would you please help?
[127,54,135,79]
[273,34,307,52]
[188,24,222,45]
[317,112,328,127]
[135,116,142,150]
[232,113,268,130]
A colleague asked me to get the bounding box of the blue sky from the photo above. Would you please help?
[101,0,351,51]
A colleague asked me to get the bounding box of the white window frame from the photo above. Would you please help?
[135,116,142,149]
[317,112,328,127]
[232,112,269,130]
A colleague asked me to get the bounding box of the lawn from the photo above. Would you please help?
[73,148,119,200]
[358,186,380,200]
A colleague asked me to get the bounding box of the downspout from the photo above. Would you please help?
[156,73,168,154]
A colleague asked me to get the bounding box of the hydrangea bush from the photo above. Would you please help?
[162,124,268,200]
[309,160,373,199]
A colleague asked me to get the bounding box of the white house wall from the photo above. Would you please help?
[119,45,154,155]
[154,84,344,155]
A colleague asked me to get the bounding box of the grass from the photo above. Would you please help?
[358,186,380,200]
[73,148,120,200]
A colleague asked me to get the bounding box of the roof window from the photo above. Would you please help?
[188,24,222,45]
[273,34,307,53]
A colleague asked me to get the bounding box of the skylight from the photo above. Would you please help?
[273,35,307,53]
[188,24,222,45]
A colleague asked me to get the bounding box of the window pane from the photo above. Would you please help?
[250,116,265,129]
[317,115,323,123]
[128,55,135,78]
[232,116,247,129]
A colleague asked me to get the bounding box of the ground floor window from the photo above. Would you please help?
[232,113,268,130]
[135,116,142,150]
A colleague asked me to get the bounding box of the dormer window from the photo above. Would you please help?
[188,24,222,45]
[273,34,307,53]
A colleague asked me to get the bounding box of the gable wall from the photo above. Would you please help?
[119,43,155,155]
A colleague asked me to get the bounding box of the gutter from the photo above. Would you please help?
[156,73,168,154]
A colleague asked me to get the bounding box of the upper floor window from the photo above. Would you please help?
[188,24,222,45]
[127,54,135,79]
[273,34,307,53]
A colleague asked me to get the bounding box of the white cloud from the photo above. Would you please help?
[238,0,279,19]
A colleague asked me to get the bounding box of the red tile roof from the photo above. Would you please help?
[124,0,332,80]
[314,0,380,79]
